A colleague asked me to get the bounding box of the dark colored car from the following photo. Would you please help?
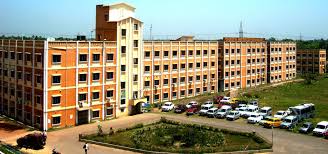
[213,96,224,104]
[299,122,314,134]
[186,105,201,116]
[174,104,187,113]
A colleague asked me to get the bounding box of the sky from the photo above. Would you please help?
[0,0,328,40]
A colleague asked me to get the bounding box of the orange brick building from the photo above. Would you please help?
[0,2,297,130]
[296,49,326,74]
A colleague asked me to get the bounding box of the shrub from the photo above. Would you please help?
[17,132,47,150]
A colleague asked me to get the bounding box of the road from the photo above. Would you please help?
[3,113,328,154]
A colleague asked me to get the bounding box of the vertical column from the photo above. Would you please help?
[22,40,25,120]
[14,40,17,118]
[87,42,91,123]
[101,42,105,120]
[31,41,35,125]
[75,42,79,124]
[43,40,49,131]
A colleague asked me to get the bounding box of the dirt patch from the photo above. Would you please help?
[0,117,28,142]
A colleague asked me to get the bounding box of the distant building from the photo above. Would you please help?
[0,2,297,131]
[296,49,326,74]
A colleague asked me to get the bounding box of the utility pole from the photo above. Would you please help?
[299,32,303,41]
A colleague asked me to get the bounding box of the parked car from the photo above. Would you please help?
[280,116,299,129]
[313,121,328,136]
[259,116,272,126]
[215,105,232,118]
[141,103,151,113]
[174,104,187,113]
[249,99,259,106]
[202,100,214,107]
[247,112,263,124]
[161,102,175,112]
[299,122,314,134]
[199,104,214,116]
[259,107,272,117]
[226,111,240,121]
[274,110,289,119]
[186,105,201,116]
[186,101,198,108]
[220,97,231,103]
[243,105,259,118]
[236,106,247,117]
[207,108,218,118]
[213,96,224,104]
[263,117,282,128]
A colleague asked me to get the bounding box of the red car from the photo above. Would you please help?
[213,96,224,104]
[186,105,201,116]
[324,132,328,139]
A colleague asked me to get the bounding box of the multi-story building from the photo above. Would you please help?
[0,2,297,130]
[296,49,326,74]
[267,42,297,83]
[142,36,220,104]
[220,38,268,91]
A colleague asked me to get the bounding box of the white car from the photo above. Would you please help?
[161,102,175,112]
[259,107,272,117]
[249,99,259,106]
[313,121,328,136]
[215,105,232,118]
[243,105,259,118]
[274,110,289,119]
[247,113,263,124]
[226,111,240,121]
[186,101,198,108]
[220,97,231,103]
[236,107,247,117]
[207,108,218,118]
[199,104,214,116]
[201,100,214,107]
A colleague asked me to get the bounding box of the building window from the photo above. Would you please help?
[36,75,42,84]
[154,51,160,58]
[203,62,208,68]
[163,79,169,86]
[36,54,42,63]
[181,64,186,70]
[144,81,150,87]
[93,54,100,62]
[78,93,87,101]
[92,73,100,81]
[17,71,22,79]
[145,51,150,58]
[154,80,160,86]
[164,51,169,58]
[121,46,126,54]
[10,52,15,60]
[188,63,193,70]
[196,63,201,68]
[106,72,113,80]
[163,93,169,100]
[155,65,160,71]
[188,50,193,56]
[173,51,178,57]
[196,50,201,56]
[164,65,169,72]
[52,96,61,105]
[172,64,178,70]
[106,108,113,116]
[79,74,87,82]
[133,75,138,82]
[52,116,61,126]
[133,40,138,47]
[52,75,61,85]
[121,29,126,36]
[106,90,113,98]
[92,110,100,119]
[17,53,23,60]
[211,50,215,55]
[203,50,208,55]
[92,92,100,100]
[52,55,61,64]
[134,24,138,30]
[145,66,150,73]
[237,49,240,54]
[180,90,185,97]
[107,54,114,62]
[79,54,87,62]
[181,50,186,57]
[133,58,138,65]
[121,65,126,72]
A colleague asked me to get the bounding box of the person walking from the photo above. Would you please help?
[83,142,89,154]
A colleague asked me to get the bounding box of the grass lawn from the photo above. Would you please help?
[82,119,271,153]
[248,78,328,124]
[0,144,21,154]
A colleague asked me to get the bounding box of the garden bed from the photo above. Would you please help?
[81,118,272,153]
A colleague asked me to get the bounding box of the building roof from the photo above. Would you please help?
[223,37,266,43]
[100,2,135,10]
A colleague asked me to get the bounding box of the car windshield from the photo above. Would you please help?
[260,109,266,113]
[164,104,170,106]
[219,109,226,112]
[228,112,235,116]
[267,118,274,122]
[302,124,310,128]
[276,112,283,115]
[247,109,254,112]
[208,110,215,113]
[283,119,292,123]
[250,115,257,118]
[201,107,209,110]
[316,125,326,129]
[223,98,229,100]
[239,108,246,111]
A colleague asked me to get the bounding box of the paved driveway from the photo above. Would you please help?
[3,113,328,154]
